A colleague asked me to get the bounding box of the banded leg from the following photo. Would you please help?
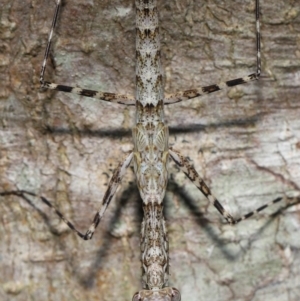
[164,0,261,105]
[169,148,283,225]
[1,152,133,240]
[132,287,181,301]
[39,0,135,105]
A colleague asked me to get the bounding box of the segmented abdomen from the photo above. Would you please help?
[135,0,163,108]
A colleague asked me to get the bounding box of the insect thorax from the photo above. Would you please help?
[141,203,169,289]
[133,106,170,290]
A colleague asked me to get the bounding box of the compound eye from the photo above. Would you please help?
[132,292,141,301]
[171,287,181,301]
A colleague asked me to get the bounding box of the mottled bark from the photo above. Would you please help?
[1,1,300,301]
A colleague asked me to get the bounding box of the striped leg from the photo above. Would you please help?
[1,153,133,240]
[164,0,261,105]
[169,148,283,225]
[39,0,135,105]
[169,148,235,223]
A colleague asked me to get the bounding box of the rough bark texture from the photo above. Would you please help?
[1,0,300,301]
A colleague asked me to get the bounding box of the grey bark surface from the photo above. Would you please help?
[1,0,300,301]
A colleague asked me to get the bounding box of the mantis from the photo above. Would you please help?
[1,0,298,300]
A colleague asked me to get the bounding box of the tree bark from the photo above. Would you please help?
[1,0,300,301]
